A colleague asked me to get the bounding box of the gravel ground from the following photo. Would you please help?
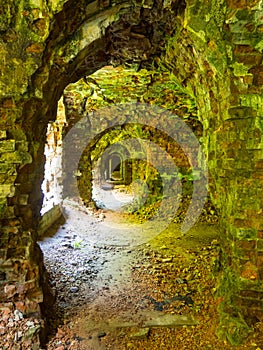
[3,191,260,350]
[35,196,263,350]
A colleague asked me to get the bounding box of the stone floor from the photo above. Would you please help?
[35,193,263,349]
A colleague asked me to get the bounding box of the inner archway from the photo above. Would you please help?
[36,65,222,349]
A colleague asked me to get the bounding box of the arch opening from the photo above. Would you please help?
[1,0,263,347]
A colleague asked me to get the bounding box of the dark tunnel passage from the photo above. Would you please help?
[0,0,263,348]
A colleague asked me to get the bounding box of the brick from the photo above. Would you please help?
[256,254,263,268]
[4,284,17,298]
[234,45,259,54]
[234,219,253,228]
[2,99,15,109]
[249,65,263,86]
[240,290,263,299]
[236,54,263,66]
[235,296,263,309]
[18,195,29,205]
[257,239,263,251]
[236,239,256,251]
[241,262,258,280]
[228,106,256,119]
[0,131,6,140]
[0,140,15,152]
[226,0,247,9]
[0,185,15,197]
[25,43,44,54]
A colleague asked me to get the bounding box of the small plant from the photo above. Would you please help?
[72,239,83,249]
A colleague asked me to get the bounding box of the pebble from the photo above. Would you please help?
[0,309,43,349]
[97,331,106,338]
[14,331,23,341]
[14,310,23,321]
[55,346,64,350]
[69,287,79,293]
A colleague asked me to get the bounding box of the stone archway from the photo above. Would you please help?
[0,0,263,346]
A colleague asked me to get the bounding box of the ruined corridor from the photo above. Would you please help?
[0,0,263,349]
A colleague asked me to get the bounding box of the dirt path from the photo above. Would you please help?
[39,197,263,350]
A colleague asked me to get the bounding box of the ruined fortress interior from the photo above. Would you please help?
[0,0,263,349]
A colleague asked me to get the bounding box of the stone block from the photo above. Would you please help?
[0,303,13,312]
[38,205,63,237]
[236,54,262,66]
[0,163,17,174]
[240,290,263,299]
[0,174,16,184]
[0,151,32,165]
[241,261,258,280]
[0,249,7,264]
[226,0,247,9]
[4,284,17,298]
[257,239,263,252]
[0,131,7,140]
[15,141,29,152]
[19,194,29,205]
[0,184,15,197]
[228,106,255,119]
[234,45,258,54]
[235,296,263,309]
[249,65,263,86]
[142,311,197,327]
[6,247,26,260]
[0,140,15,153]
[235,228,258,240]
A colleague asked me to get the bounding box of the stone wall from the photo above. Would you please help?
[0,0,145,344]
[160,0,263,344]
[0,0,262,345]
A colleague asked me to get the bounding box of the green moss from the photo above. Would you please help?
[65,67,197,118]
[215,267,251,345]
[216,312,251,346]
[240,94,263,109]
[235,10,253,21]
[217,266,238,296]
[211,0,226,29]
[255,39,263,52]
[235,228,258,240]
[232,62,251,76]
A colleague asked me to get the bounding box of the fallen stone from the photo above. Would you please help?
[14,310,23,321]
[130,327,149,339]
[97,331,106,338]
[14,331,23,341]
[4,284,17,298]
[142,312,197,328]
[101,184,114,190]
[55,346,65,350]
[26,321,35,328]
[24,325,41,340]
